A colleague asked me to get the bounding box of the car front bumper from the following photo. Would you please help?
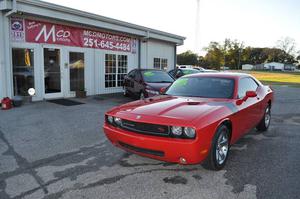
[103,123,209,164]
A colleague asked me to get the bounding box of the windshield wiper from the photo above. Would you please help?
[153,81,173,83]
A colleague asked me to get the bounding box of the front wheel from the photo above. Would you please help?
[203,125,230,170]
[139,91,146,100]
[123,87,129,97]
[256,105,271,131]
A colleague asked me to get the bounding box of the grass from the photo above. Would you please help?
[234,71,300,86]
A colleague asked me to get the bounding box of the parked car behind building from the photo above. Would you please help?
[168,68,200,79]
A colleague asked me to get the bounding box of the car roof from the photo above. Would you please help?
[180,68,199,70]
[138,68,165,71]
[184,72,253,80]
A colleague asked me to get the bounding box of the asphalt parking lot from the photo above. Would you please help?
[0,86,299,199]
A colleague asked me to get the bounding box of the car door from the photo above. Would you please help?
[236,77,260,134]
[125,69,136,94]
[133,70,143,96]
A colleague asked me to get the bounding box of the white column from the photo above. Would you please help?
[0,12,7,99]
[2,14,13,98]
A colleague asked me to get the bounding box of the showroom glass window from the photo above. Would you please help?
[12,48,34,96]
[117,55,128,87]
[238,77,258,98]
[105,54,128,88]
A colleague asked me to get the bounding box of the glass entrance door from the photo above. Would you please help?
[69,52,85,92]
[44,48,63,98]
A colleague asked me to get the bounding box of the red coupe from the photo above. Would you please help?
[103,73,273,170]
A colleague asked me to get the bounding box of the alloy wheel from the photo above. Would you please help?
[265,106,271,128]
[215,130,229,165]
[140,92,145,100]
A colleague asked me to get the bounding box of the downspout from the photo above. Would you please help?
[140,31,150,69]
[174,45,177,69]
[138,39,141,69]
[5,0,17,17]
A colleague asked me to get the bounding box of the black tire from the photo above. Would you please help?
[203,125,230,170]
[256,105,271,131]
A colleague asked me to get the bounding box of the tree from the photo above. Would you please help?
[203,41,223,69]
[177,50,199,65]
[276,37,296,55]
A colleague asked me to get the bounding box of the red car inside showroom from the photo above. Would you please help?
[103,72,273,170]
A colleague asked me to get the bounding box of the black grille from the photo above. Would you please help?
[119,142,164,157]
[120,119,170,136]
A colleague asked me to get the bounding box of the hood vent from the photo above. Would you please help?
[187,101,201,105]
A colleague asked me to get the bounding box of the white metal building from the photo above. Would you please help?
[0,0,185,101]
[242,64,254,70]
[264,62,284,71]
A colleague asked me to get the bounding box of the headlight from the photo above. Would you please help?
[145,89,159,95]
[114,117,122,126]
[171,126,183,136]
[184,127,196,138]
[107,116,114,124]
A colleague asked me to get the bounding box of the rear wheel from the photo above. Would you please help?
[203,125,230,170]
[256,105,271,131]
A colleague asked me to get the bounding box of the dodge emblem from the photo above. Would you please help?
[136,115,141,119]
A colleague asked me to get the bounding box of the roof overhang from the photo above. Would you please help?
[1,0,185,45]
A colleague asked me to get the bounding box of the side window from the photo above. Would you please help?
[168,69,175,77]
[134,71,142,82]
[238,78,258,98]
[127,70,136,79]
[176,70,183,77]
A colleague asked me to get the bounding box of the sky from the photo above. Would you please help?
[43,0,300,55]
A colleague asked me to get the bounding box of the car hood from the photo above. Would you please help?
[110,95,234,124]
[146,82,173,91]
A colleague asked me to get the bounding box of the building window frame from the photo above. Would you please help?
[105,53,128,88]
[153,57,168,70]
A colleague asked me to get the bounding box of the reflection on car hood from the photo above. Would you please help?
[111,95,234,122]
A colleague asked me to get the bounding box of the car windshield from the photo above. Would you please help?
[142,70,174,83]
[165,77,235,98]
[182,69,200,75]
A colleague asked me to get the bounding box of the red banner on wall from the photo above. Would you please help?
[11,18,137,53]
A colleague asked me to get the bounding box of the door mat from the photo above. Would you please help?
[47,99,84,106]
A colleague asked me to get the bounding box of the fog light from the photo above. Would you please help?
[114,117,122,126]
[179,157,187,164]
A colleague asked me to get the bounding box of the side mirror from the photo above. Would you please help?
[160,87,167,94]
[246,91,257,98]
[175,74,182,79]
[236,91,257,105]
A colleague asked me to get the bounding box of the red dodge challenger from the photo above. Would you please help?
[103,73,273,170]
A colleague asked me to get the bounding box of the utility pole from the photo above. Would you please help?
[195,0,200,54]
[237,49,242,70]
[237,42,244,70]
